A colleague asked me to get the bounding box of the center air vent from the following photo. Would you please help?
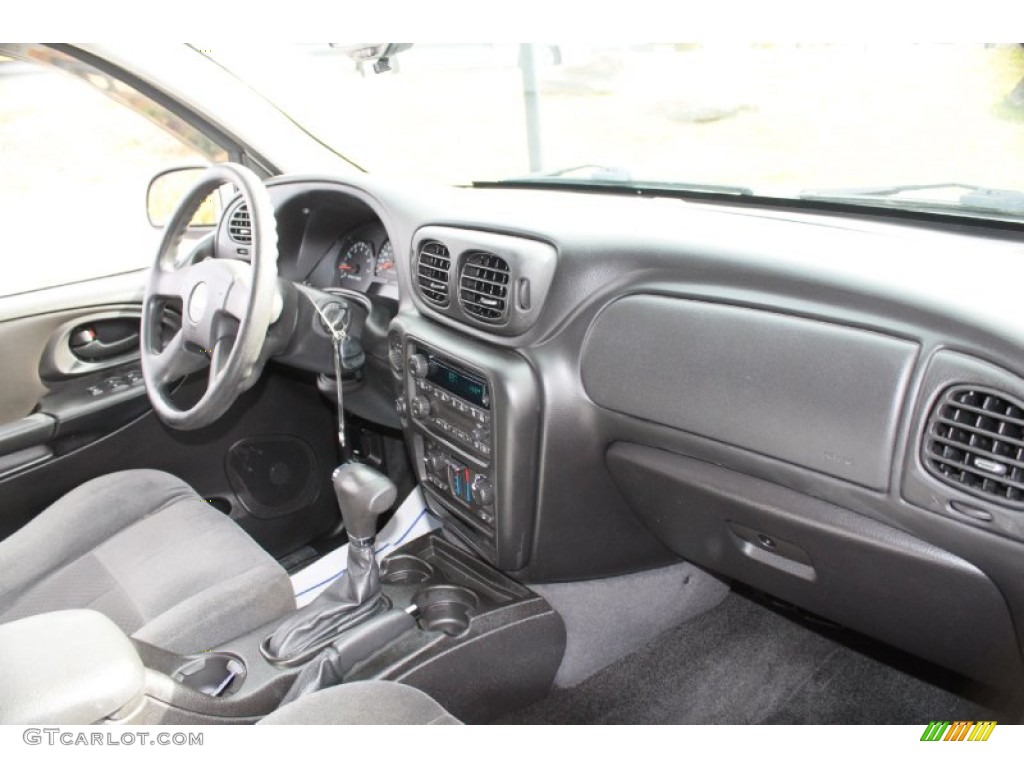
[459,252,510,324]
[228,204,251,244]
[923,386,1024,507]
[416,241,451,307]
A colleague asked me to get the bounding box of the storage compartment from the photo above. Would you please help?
[607,442,1023,685]
[413,585,478,635]
[381,554,435,585]
[172,653,246,697]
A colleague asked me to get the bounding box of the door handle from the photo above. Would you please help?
[70,333,139,362]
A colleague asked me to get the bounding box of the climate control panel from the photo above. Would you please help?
[423,441,496,530]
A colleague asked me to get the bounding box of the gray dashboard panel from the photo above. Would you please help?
[581,295,919,490]
[255,176,1024,683]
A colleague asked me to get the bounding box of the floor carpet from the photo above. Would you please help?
[496,590,1018,724]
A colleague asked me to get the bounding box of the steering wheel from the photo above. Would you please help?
[140,163,281,430]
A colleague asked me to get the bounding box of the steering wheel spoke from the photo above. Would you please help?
[208,335,236,385]
[223,273,251,322]
[150,330,207,386]
[149,264,188,301]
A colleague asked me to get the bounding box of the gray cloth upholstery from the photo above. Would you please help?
[0,469,296,653]
[259,681,461,725]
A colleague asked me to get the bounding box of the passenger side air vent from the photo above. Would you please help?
[923,386,1024,507]
[459,252,510,324]
[416,241,452,307]
[228,204,252,244]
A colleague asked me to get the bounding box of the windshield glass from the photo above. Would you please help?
[207,43,1024,220]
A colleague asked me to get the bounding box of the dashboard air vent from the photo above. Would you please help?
[459,252,510,324]
[228,204,252,244]
[416,241,451,306]
[923,386,1024,508]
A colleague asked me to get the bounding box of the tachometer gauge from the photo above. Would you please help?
[375,240,397,283]
[337,240,374,289]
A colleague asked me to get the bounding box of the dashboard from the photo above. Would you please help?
[220,174,1024,690]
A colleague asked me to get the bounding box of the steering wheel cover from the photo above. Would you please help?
[140,163,279,430]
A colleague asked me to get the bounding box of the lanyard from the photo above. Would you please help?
[310,297,351,451]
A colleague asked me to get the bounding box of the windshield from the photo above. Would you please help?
[206,43,1024,221]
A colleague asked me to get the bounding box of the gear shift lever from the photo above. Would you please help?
[263,463,397,663]
[333,463,397,544]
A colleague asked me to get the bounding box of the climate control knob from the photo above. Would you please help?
[409,354,430,378]
[472,477,494,507]
[410,395,432,418]
[427,452,447,475]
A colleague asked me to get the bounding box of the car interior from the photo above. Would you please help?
[2,43,1024,727]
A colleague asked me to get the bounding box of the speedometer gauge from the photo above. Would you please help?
[337,241,374,289]
[375,240,397,283]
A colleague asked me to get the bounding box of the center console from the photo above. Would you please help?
[389,315,542,571]
[57,534,564,726]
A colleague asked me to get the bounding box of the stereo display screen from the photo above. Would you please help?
[427,357,489,408]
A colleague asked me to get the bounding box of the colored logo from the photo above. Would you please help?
[920,721,996,742]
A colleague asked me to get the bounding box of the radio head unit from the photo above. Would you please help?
[424,355,490,409]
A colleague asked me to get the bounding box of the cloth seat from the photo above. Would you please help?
[0,469,295,653]
[259,681,461,725]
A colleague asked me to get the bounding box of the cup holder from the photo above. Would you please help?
[172,652,246,697]
[381,554,435,585]
[413,585,479,636]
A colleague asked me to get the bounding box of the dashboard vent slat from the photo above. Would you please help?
[416,241,452,307]
[228,204,252,244]
[459,252,510,324]
[923,386,1024,508]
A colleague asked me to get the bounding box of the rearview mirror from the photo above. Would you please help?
[146,166,227,228]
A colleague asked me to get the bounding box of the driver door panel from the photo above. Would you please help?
[0,278,341,558]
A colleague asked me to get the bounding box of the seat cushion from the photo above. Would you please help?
[0,469,295,653]
[259,681,461,725]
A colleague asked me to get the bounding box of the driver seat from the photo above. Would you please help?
[0,469,296,653]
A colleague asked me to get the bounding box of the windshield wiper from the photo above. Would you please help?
[801,183,1024,217]
[475,165,753,197]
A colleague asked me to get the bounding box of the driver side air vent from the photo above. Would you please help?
[923,386,1024,508]
[228,204,252,244]
[416,241,451,307]
[459,252,510,324]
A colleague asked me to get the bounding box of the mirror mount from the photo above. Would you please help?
[330,44,412,75]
